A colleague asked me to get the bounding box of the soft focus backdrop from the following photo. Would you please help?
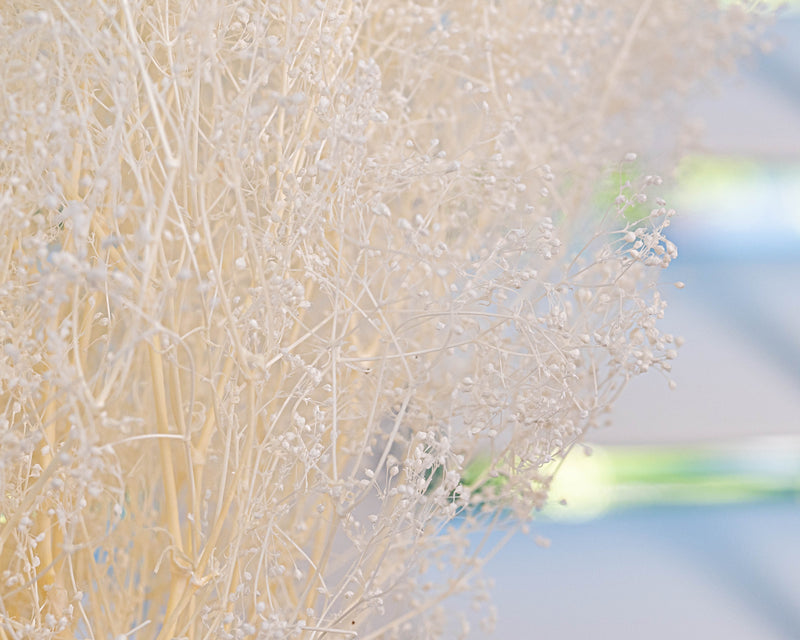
[486,10,800,640]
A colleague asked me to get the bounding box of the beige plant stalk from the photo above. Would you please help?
[0,1,761,639]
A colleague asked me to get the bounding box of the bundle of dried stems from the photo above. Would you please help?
[0,1,763,638]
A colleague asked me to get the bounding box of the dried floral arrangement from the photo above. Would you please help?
[0,1,762,638]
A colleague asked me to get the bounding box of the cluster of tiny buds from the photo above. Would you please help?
[0,1,764,638]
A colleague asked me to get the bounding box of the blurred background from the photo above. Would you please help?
[485,8,800,639]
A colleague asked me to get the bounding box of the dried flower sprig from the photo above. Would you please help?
[0,1,762,639]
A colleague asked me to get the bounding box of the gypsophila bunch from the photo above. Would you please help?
[0,1,762,638]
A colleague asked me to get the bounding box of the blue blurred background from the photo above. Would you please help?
[484,10,800,639]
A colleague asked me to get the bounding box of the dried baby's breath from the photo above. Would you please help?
[0,1,764,638]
